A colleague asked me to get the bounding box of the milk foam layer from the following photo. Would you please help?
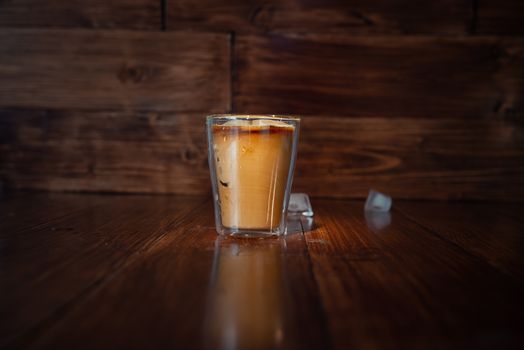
[221,119,294,128]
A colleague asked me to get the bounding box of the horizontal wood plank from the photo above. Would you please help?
[0,109,211,194]
[0,29,230,112]
[293,116,524,200]
[235,35,524,119]
[2,110,523,200]
[0,0,161,30]
[0,109,214,194]
[304,199,524,348]
[167,0,471,35]
[476,0,524,35]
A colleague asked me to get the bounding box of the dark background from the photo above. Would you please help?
[0,0,523,201]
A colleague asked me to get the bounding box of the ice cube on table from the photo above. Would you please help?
[365,189,392,212]
[288,193,314,217]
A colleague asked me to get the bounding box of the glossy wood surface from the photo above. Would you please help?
[1,193,523,349]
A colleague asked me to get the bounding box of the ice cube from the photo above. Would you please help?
[365,189,392,212]
[288,193,314,217]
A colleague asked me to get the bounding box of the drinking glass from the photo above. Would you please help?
[206,115,300,236]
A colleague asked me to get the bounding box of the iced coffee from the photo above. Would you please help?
[207,116,300,236]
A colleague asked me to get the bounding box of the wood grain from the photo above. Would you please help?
[0,194,206,348]
[293,116,524,200]
[0,29,230,112]
[21,200,217,349]
[235,35,524,119]
[0,109,211,194]
[167,0,471,35]
[0,0,161,29]
[2,110,523,200]
[396,201,524,282]
[0,193,106,236]
[279,217,333,349]
[476,0,524,35]
[2,194,524,349]
[10,199,330,349]
[304,199,524,349]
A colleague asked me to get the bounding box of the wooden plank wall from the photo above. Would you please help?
[0,0,523,200]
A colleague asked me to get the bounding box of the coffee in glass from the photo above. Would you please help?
[207,115,300,236]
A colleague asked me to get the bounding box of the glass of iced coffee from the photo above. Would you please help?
[207,115,300,236]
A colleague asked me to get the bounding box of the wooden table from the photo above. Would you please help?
[1,193,523,349]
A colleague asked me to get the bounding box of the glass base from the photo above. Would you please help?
[217,226,286,237]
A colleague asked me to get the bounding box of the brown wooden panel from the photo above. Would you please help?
[304,200,524,348]
[0,29,230,112]
[235,35,524,119]
[0,109,211,194]
[0,0,161,29]
[168,0,471,35]
[293,116,524,200]
[0,194,206,348]
[2,110,523,200]
[476,0,524,35]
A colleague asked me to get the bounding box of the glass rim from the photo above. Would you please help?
[206,114,300,122]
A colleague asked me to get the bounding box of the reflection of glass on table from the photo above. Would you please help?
[204,238,286,349]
